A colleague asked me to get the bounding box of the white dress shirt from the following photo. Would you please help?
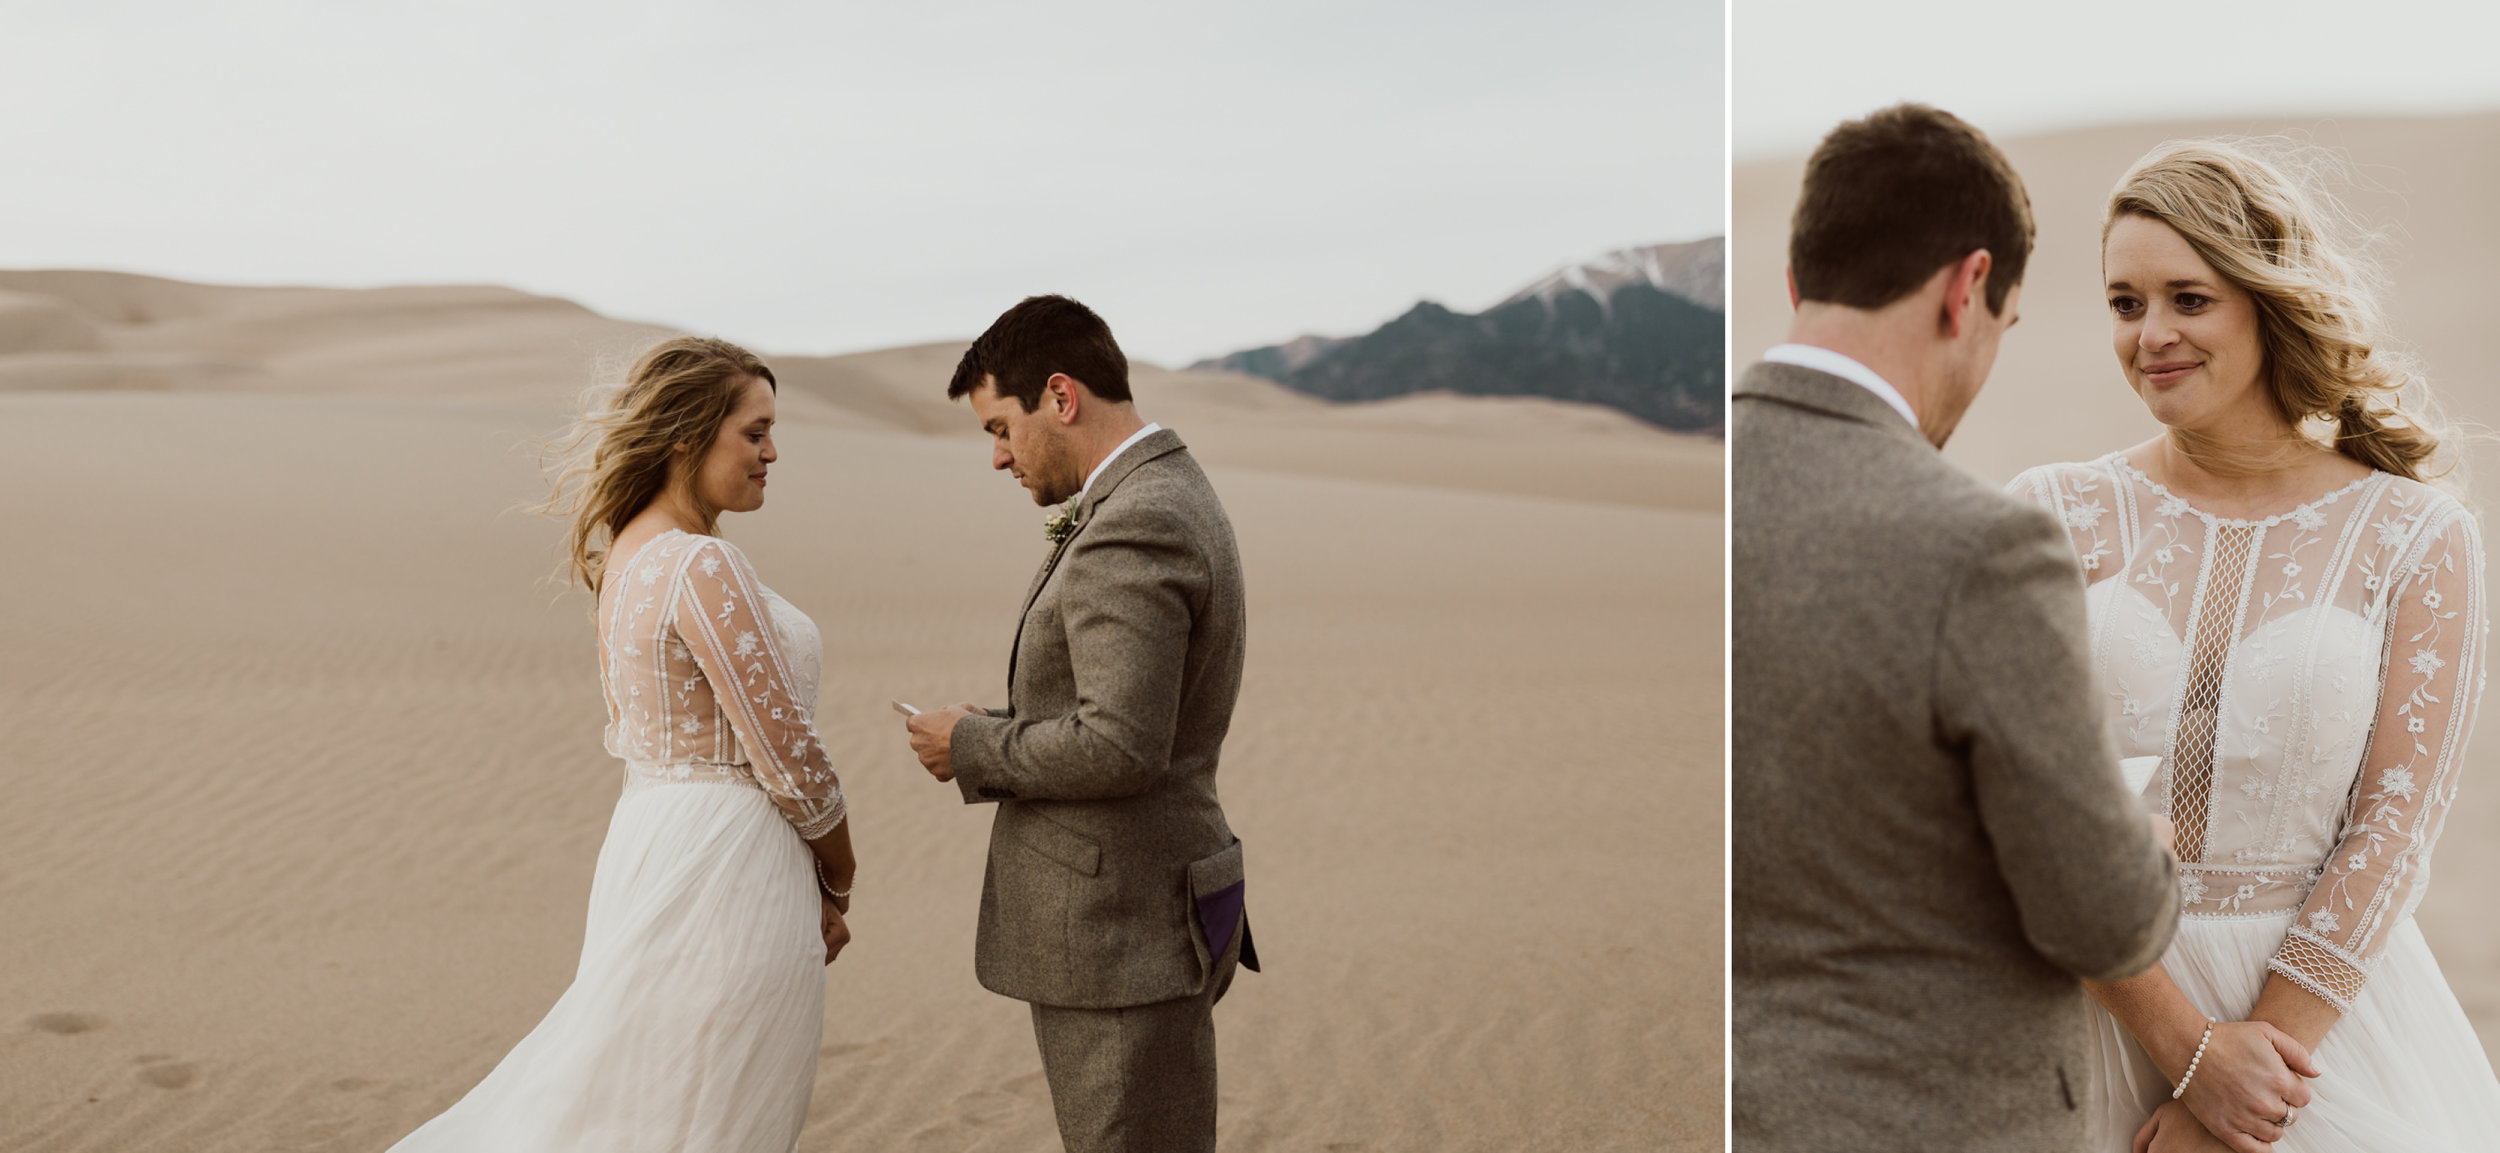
[1761,343,1918,433]
[1080,422,1163,502]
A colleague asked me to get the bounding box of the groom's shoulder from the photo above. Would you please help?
[1857,447,2070,580]
[1928,460,2073,558]
[1127,438,1209,489]
[1738,415,2046,553]
[1106,443,1227,522]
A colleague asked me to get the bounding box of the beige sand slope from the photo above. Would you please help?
[1736,110,2500,1060]
[0,273,1719,1151]
[0,270,1718,515]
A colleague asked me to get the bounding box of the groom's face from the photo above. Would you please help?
[969,377,1079,506]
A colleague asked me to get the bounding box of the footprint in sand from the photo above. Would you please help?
[135,1058,200,1090]
[28,1011,106,1035]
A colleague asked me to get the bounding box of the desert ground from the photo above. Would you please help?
[1736,110,2500,1060]
[0,273,1722,1151]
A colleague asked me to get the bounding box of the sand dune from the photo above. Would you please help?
[1735,110,2500,1058]
[0,271,1716,514]
[0,271,677,398]
[0,273,1719,1150]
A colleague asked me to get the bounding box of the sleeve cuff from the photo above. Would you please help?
[951,713,1016,804]
[792,793,847,840]
[2269,924,2369,1013]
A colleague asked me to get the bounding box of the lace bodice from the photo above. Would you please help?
[596,530,845,839]
[2010,455,2485,1012]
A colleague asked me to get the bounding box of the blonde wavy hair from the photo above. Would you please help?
[2104,137,2451,484]
[536,336,777,593]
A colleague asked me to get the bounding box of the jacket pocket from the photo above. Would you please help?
[1187,839,1244,898]
[1185,840,1246,979]
[1011,811,1101,877]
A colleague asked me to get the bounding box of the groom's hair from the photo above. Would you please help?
[1790,103,2033,316]
[948,295,1133,411]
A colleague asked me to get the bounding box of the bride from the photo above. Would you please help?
[2011,139,2500,1152]
[389,336,855,1152]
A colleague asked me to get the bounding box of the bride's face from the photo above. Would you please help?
[2104,214,2271,434]
[686,375,778,515]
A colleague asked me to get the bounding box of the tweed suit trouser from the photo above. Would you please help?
[1028,933,1242,1153]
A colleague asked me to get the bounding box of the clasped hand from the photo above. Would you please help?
[819,894,849,965]
[2135,1020,2319,1153]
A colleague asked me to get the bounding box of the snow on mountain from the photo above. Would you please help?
[1498,238,1724,314]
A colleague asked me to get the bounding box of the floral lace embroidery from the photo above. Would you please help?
[597,531,846,838]
[2009,457,2484,1009]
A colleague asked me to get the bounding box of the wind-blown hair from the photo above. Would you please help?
[2105,138,2450,484]
[537,336,776,593]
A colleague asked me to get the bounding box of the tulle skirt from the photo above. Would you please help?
[2088,912,2500,1152]
[389,774,827,1153]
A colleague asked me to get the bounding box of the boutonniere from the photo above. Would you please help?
[1044,503,1078,544]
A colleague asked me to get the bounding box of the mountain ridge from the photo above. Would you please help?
[1192,239,1726,434]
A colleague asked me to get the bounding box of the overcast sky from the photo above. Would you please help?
[1,0,1720,366]
[1737,0,2500,160]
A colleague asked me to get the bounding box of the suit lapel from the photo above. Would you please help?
[1003,429,1188,696]
[1021,534,1073,616]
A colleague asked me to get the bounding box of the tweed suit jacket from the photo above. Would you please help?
[1730,360,2180,1151]
[949,428,1253,1010]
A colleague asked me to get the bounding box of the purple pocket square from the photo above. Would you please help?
[1195,880,1245,963]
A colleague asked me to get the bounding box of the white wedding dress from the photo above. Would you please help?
[390,529,846,1153]
[2012,455,2500,1152]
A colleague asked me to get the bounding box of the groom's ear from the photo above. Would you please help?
[1938,249,1992,340]
[1045,373,1082,425]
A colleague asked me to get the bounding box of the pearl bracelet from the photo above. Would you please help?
[816,858,852,902]
[2172,1021,2214,1100]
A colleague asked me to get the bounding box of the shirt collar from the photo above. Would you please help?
[1080,422,1162,502]
[1761,343,1919,433]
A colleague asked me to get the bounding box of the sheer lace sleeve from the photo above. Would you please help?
[2006,462,2118,580]
[2005,464,2057,511]
[669,537,846,839]
[2271,505,2485,1011]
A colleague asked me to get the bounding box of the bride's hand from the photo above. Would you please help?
[2133,1101,2234,1153]
[2179,1020,2316,1151]
[820,895,850,965]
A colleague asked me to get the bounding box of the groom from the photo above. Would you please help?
[1731,105,2180,1150]
[905,294,1255,1153]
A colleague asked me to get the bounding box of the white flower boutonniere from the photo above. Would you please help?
[1044,503,1077,544]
